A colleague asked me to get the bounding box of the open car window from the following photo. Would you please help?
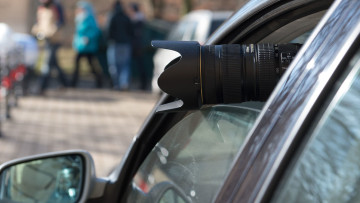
[259,10,327,44]
[126,104,261,203]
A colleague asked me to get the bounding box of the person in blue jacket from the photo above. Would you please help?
[71,1,102,88]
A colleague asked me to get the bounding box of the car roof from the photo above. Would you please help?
[181,9,233,23]
[210,10,234,20]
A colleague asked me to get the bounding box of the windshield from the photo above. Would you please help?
[126,104,261,202]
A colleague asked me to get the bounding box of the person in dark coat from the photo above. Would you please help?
[106,1,133,90]
[130,3,148,91]
[96,13,113,88]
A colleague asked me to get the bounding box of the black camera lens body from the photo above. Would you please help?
[152,41,301,112]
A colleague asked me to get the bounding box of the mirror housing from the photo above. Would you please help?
[0,150,98,203]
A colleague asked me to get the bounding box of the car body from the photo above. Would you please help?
[152,10,233,93]
[2,0,360,202]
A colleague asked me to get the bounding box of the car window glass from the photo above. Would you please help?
[209,19,225,36]
[271,49,360,203]
[126,104,260,203]
[167,21,198,41]
[290,30,312,44]
[167,21,188,41]
[184,21,198,41]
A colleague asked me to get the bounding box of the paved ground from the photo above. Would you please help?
[0,89,158,177]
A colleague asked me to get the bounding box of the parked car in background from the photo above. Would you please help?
[3,0,360,203]
[152,10,233,93]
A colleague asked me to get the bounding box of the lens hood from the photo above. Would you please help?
[152,40,202,112]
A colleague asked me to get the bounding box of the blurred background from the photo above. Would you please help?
[0,0,248,90]
[0,0,248,176]
[0,0,244,42]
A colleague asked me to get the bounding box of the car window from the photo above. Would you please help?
[126,104,261,203]
[258,10,327,44]
[167,20,198,41]
[185,21,198,41]
[167,21,188,41]
[208,19,226,36]
[290,30,312,44]
[271,49,360,202]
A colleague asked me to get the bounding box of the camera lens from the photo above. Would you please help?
[201,43,301,104]
[152,41,301,112]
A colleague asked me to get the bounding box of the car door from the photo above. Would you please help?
[86,0,334,202]
[215,0,360,202]
[271,49,360,202]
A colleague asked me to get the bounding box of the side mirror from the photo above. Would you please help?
[0,150,96,203]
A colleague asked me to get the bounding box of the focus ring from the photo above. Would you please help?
[222,45,243,103]
[256,44,277,101]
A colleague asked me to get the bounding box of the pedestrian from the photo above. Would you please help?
[96,13,113,88]
[130,3,148,91]
[71,1,102,88]
[32,0,68,94]
[106,1,133,91]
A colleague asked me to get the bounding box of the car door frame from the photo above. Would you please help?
[215,0,360,202]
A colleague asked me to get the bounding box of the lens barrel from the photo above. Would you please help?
[152,41,301,112]
[201,43,301,104]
